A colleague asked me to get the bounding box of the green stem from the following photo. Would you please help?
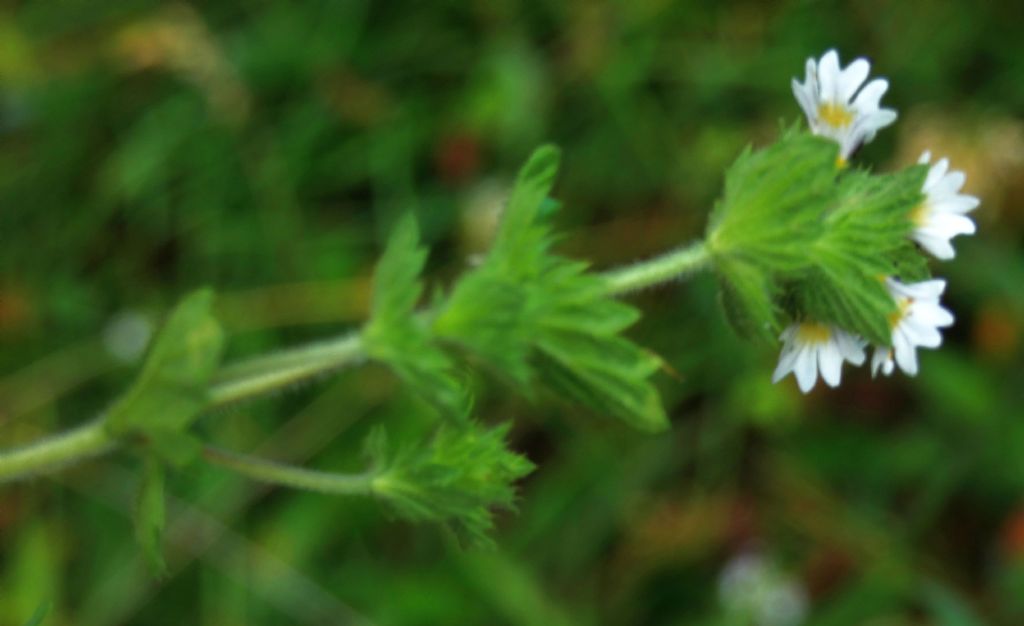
[202,446,376,495]
[208,332,364,408]
[0,419,113,482]
[599,240,711,296]
[0,238,712,482]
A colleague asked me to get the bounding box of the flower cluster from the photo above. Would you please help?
[774,50,979,393]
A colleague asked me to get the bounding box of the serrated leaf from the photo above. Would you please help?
[368,423,534,547]
[490,144,562,276]
[798,165,929,344]
[364,214,471,418]
[135,455,167,576]
[105,289,224,437]
[533,264,667,432]
[816,166,927,271]
[892,241,932,283]
[707,130,837,341]
[370,213,428,326]
[437,146,668,431]
[716,256,784,343]
[794,262,896,345]
[708,130,836,272]
[707,129,931,347]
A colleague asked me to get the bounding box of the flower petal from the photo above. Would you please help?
[818,50,842,101]
[931,195,980,215]
[893,331,919,376]
[772,343,801,383]
[852,78,889,112]
[839,58,870,102]
[923,158,950,192]
[836,330,867,365]
[871,346,893,377]
[913,231,956,260]
[818,342,843,387]
[794,346,819,393]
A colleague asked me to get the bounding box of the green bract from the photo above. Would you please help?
[435,146,668,432]
[707,129,929,347]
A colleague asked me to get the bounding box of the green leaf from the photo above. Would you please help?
[135,455,167,576]
[706,128,930,346]
[105,289,224,439]
[707,130,837,340]
[490,144,562,277]
[708,130,836,273]
[532,262,667,432]
[892,240,932,283]
[798,165,928,344]
[366,423,534,547]
[370,213,428,327]
[794,263,896,345]
[364,214,470,418]
[435,268,534,384]
[436,146,668,431]
[715,255,784,343]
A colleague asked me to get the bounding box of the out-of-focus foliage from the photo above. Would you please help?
[2,1,1024,625]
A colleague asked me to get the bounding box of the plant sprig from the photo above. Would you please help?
[0,112,953,563]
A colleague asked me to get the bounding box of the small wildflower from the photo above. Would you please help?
[718,552,808,626]
[910,151,980,260]
[103,310,153,364]
[772,322,866,393]
[871,278,954,377]
[791,49,897,162]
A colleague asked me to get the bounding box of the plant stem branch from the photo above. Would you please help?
[0,237,712,482]
[208,332,364,408]
[0,419,114,482]
[202,445,376,495]
[599,240,711,296]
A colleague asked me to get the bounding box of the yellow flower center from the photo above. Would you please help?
[818,102,854,128]
[796,322,832,344]
[888,298,912,328]
[909,202,931,226]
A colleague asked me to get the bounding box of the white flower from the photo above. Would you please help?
[718,552,808,626]
[772,322,866,393]
[791,49,898,162]
[910,151,979,260]
[871,278,954,377]
[103,310,153,364]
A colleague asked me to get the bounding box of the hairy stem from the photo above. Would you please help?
[208,332,364,408]
[599,240,710,296]
[0,419,114,482]
[203,446,376,495]
[0,237,712,482]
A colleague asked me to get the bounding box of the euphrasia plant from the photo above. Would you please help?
[0,49,979,566]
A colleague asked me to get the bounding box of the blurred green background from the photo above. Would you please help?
[2,0,1023,624]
